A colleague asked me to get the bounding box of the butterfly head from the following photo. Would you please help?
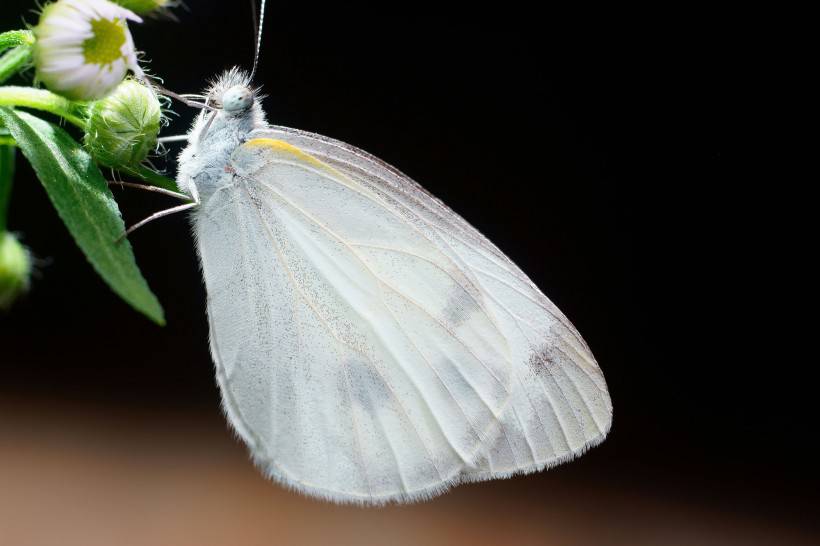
[221,85,254,113]
[205,67,261,116]
[184,67,267,148]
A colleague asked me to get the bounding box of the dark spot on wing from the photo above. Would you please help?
[441,287,480,327]
[527,344,557,379]
[340,357,388,413]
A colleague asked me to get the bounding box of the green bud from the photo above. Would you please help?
[112,0,178,16]
[0,232,31,309]
[84,78,162,169]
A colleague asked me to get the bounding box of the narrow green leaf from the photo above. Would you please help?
[0,140,15,233]
[0,107,165,324]
[120,164,181,192]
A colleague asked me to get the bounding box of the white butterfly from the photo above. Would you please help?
[162,65,612,505]
[139,0,611,503]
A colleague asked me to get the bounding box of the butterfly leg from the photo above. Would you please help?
[151,82,219,112]
[116,201,199,243]
[158,135,190,144]
[107,180,192,201]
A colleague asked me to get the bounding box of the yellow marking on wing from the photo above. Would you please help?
[241,137,366,197]
[244,138,329,170]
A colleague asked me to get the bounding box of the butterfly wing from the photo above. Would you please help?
[253,127,613,478]
[195,128,611,504]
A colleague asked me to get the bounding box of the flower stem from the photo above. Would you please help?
[0,86,86,129]
[0,30,35,85]
[0,31,34,54]
[0,46,33,84]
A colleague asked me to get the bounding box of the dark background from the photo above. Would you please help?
[1,2,815,545]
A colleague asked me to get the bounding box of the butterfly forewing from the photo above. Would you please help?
[253,127,613,474]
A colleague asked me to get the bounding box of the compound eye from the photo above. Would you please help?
[222,86,253,113]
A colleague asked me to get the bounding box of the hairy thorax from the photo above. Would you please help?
[176,69,268,204]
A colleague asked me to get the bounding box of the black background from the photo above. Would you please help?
[1,1,815,542]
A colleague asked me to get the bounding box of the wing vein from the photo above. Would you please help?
[476,278,575,453]
[549,345,606,434]
[256,178,509,394]
[467,261,590,355]
[240,183,377,495]
[474,270,601,386]
[350,242,506,339]
[255,180,502,456]
[478,282,577,453]
[273,126,516,268]
[241,184,450,483]
[374,278,487,461]
[435,222,600,446]
[340,359,375,498]
[256,156,512,351]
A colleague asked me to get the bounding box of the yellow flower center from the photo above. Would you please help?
[82,18,127,66]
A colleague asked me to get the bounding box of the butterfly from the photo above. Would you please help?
[152,3,612,505]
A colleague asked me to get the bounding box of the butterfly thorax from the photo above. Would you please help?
[176,68,268,204]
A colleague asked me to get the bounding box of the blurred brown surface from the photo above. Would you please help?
[0,398,814,546]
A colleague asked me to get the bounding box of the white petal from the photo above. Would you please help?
[37,33,88,48]
[40,55,84,72]
[41,14,91,33]
[52,63,99,89]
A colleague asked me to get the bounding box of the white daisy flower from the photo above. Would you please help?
[33,0,143,101]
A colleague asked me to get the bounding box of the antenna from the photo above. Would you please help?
[249,0,258,54]
[249,0,267,82]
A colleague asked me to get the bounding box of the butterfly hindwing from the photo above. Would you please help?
[196,136,513,504]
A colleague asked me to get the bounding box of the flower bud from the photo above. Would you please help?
[111,0,178,16]
[33,0,143,101]
[0,232,31,309]
[84,79,161,168]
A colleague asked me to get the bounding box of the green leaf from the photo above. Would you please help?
[0,107,165,324]
[0,139,14,232]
